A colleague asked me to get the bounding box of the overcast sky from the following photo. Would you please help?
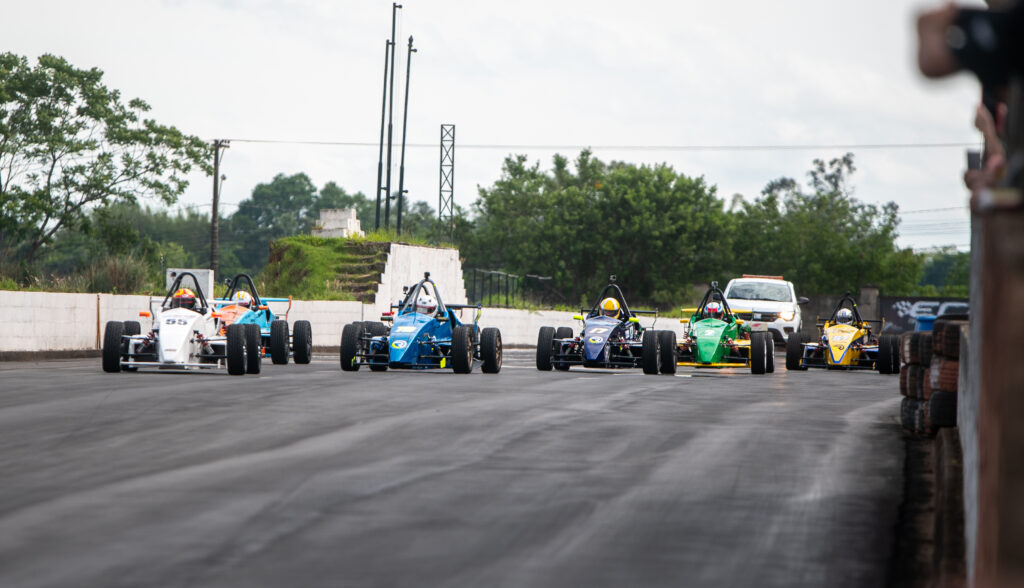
[8,0,986,250]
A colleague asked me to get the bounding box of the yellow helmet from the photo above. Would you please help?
[600,297,621,317]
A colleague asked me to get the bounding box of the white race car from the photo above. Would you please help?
[102,272,260,375]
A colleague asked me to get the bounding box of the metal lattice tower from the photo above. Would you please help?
[438,124,455,241]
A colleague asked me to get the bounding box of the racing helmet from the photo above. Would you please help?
[600,297,621,318]
[836,308,854,324]
[416,291,437,314]
[173,288,197,310]
[233,291,253,307]
[706,301,723,320]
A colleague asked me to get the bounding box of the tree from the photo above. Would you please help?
[0,53,210,265]
[227,173,319,270]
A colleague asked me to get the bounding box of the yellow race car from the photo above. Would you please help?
[785,293,899,373]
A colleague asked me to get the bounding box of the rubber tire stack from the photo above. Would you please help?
[898,331,930,435]
[928,319,967,430]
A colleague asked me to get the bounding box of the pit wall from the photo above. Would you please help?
[0,290,688,354]
[374,243,467,313]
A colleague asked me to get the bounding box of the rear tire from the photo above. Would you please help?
[877,334,896,374]
[750,332,767,375]
[641,330,661,374]
[122,321,141,371]
[786,333,805,371]
[244,323,262,374]
[765,336,776,373]
[226,324,246,376]
[658,330,677,374]
[123,321,141,336]
[554,326,573,371]
[270,320,290,364]
[102,321,124,373]
[480,327,502,373]
[452,325,474,373]
[340,323,361,372]
[292,320,312,364]
[536,326,555,371]
[367,322,389,337]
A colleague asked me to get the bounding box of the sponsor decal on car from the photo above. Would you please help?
[391,340,408,349]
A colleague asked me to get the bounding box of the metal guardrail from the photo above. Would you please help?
[463,268,563,308]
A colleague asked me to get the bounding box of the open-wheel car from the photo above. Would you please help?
[785,292,899,373]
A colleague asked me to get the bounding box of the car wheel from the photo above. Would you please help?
[102,321,124,373]
[553,326,573,371]
[292,320,313,364]
[452,325,474,374]
[785,333,805,371]
[226,324,246,376]
[536,326,555,371]
[750,332,767,375]
[340,323,361,372]
[876,334,896,374]
[658,330,677,374]
[765,336,775,373]
[367,322,390,337]
[121,321,141,371]
[270,320,290,364]
[480,327,502,373]
[244,323,262,374]
[641,330,661,374]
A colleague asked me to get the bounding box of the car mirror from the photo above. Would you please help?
[628,317,639,323]
[797,297,810,305]
[573,314,584,321]
[735,319,745,325]
[258,305,269,311]
[437,316,449,322]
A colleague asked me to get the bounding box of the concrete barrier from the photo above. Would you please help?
[375,244,466,313]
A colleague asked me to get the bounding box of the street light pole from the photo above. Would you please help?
[396,36,416,236]
[383,2,401,230]
[210,139,229,279]
[374,39,391,231]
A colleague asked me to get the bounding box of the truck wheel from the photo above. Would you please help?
[750,332,767,375]
[340,323,361,372]
[658,330,677,374]
[536,327,555,371]
[226,324,246,376]
[102,321,124,373]
[641,330,661,374]
[292,320,312,364]
[452,325,474,374]
[786,333,805,371]
[480,327,502,373]
[270,320,290,364]
[244,323,262,374]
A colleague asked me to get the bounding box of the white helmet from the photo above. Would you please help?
[233,291,253,307]
[416,292,437,314]
[836,308,854,324]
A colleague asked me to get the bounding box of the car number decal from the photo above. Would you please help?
[391,340,408,349]
[395,326,416,333]
[588,327,609,334]
[164,318,189,325]
[702,329,716,337]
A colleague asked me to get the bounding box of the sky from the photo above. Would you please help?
[7,0,987,250]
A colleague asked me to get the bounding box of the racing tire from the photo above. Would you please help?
[226,324,246,376]
[877,334,897,374]
[536,327,555,371]
[292,320,313,364]
[480,327,502,374]
[765,336,776,373]
[899,365,910,396]
[658,330,677,374]
[900,397,916,432]
[244,323,262,375]
[908,332,922,364]
[340,323,361,372]
[641,330,661,375]
[367,322,390,337]
[900,333,915,365]
[553,326,573,371]
[452,325,474,374]
[102,321,124,373]
[750,332,768,375]
[121,321,141,371]
[928,390,957,429]
[917,332,933,366]
[785,333,805,371]
[270,320,290,364]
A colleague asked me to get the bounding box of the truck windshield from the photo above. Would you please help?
[726,282,791,302]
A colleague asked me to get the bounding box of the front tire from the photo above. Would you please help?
[270,320,290,364]
[292,320,313,364]
[226,324,246,376]
[480,327,502,373]
[553,326,573,371]
[452,325,474,374]
[102,321,124,373]
[244,323,262,374]
[536,326,555,371]
[658,330,677,374]
[340,323,361,372]
[641,330,661,374]
[766,336,776,373]
[750,332,768,375]
[786,333,805,371]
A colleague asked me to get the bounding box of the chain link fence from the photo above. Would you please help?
[463,268,564,308]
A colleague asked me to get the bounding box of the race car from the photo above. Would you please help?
[212,273,312,365]
[536,275,670,371]
[339,272,502,373]
[650,281,775,374]
[785,292,899,373]
[101,271,259,375]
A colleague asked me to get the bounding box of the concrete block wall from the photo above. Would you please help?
[287,300,371,348]
[375,244,467,314]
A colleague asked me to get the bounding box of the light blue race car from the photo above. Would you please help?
[339,272,502,373]
[213,273,312,365]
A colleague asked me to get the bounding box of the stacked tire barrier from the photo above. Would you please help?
[899,318,967,436]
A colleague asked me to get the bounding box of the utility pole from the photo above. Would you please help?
[383,2,401,230]
[396,35,416,236]
[210,139,229,278]
[374,39,391,230]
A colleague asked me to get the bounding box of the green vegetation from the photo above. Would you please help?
[263,236,389,301]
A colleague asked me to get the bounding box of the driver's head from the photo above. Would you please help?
[706,301,723,320]
[836,308,854,325]
[416,292,437,314]
[233,291,253,307]
[600,297,621,318]
[173,288,197,310]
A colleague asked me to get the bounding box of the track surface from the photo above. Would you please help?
[0,353,902,587]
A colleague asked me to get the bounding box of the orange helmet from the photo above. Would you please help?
[173,288,197,309]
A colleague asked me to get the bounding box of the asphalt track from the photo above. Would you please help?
[0,352,903,588]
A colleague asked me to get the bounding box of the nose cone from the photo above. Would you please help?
[582,316,618,361]
[692,320,726,362]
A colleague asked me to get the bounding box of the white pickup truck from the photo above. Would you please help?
[723,275,809,342]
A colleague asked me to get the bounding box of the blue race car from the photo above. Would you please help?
[339,272,502,373]
[213,273,312,365]
[536,275,664,371]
